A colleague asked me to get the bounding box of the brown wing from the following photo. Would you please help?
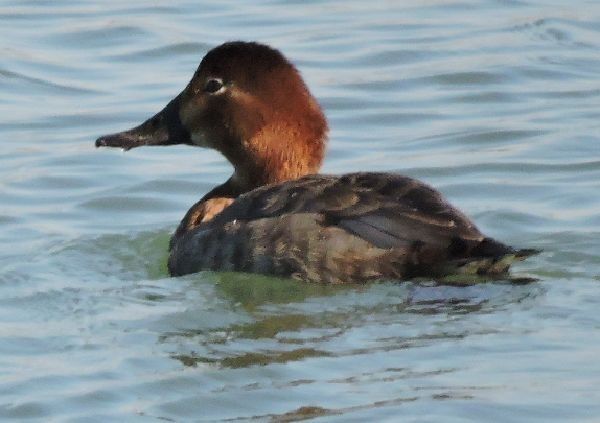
[211,172,485,247]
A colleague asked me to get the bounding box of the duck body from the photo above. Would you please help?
[169,172,524,284]
[96,41,534,284]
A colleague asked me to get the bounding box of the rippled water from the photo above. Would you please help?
[1,0,600,421]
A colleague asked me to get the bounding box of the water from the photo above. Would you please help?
[1,0,600,421]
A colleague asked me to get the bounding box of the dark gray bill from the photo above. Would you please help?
[95,95,190,150]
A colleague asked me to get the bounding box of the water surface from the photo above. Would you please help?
[1,0,600,421]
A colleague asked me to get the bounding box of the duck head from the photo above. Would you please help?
[96,41,328,191]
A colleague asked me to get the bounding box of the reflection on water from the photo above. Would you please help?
[160,272,541,372]
[1,0,600,421]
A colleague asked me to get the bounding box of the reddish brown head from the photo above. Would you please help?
[96,41,328,192]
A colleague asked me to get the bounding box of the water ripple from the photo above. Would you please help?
[0,68,100,94]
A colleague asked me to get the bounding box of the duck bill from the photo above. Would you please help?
[95,95,191,150]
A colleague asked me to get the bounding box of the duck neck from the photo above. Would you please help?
[222,125,327,195]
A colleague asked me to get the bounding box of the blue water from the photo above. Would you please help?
[1,0,600,421]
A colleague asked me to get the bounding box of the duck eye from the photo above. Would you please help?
[204,78,224,94]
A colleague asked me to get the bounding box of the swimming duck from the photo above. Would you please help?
[96,41,534,284]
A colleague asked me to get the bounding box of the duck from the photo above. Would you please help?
[95,41,535,284]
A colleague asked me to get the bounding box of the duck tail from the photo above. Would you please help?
[472,237,540,261]
[514,247,541,260]
[446,237,540,276]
